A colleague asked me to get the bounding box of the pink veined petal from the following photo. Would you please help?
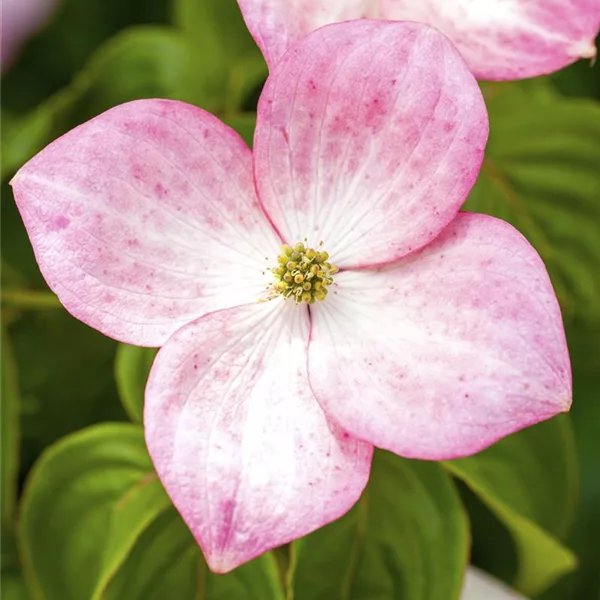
[254,20,487,268]
[462,566,529,600]
[144,300,373,573]
[1,0,57,72]
[308,213,571,460]
[10,99,280,347]
[237,0,599,80]
[380,0,600,80]
[236,0,370,69]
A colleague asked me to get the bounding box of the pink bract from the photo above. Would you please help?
[11,20,571,573]
[237,0,600,79]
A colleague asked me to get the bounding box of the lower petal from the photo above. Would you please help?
[308,213,571,460]
[145,300,372,573]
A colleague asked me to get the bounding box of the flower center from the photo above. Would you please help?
[269,242,338,304]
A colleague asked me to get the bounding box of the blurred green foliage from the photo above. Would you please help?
[293,453,469,600]
[445,417,577,595]
[1,1,599,599]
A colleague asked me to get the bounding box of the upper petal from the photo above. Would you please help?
[308,213,571,460]
[381,0,600,80]
[11,100,280,347]
[144,300,373,573]
[236,0,370,68]
[462,566,529,599]
[253,20,487,267]
[237,0,600,80]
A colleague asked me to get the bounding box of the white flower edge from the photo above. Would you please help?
[462,566,529,600]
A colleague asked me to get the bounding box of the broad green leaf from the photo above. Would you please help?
[541,318,600,600]
[1,572,30,600]
[2,26,201,180]
[1,327,20,536]
[105,508,285,600]
[114,345,158,423]
[444,416,578,595]
[172,0,267,111]
[9,309,125,473]
[566,320,600,600]
[20,423,171,600]
[293,451,469,600]
[466,82,600,320]
[1,327,23,593]
[19,422,286,600]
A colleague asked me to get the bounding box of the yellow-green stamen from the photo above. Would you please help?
[268,242,338,304]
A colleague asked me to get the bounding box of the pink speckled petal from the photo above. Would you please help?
[11,100,280,347]
[238,0,599,80]
[308,213,571,460]
[253,20,487,268]
[462,567,528,600]
[144,300,373,573]
[237,0,369,68]
[380,0,600,80]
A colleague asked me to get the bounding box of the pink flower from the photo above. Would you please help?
[462,567,529,600]
[237,0,600,79]
[1,0,56,73]
[11,21,570,572]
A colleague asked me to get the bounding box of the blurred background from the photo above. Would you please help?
[1,1,599,599]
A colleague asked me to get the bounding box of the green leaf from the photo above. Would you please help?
[114,345,158,423]
[1,327,20,538]
[19,423,286,600]
[0,572,30,600]
[171,0,267,112]
[540,318,600,600]
[293,451,469,600]
[9,309,125,473]
[1,327,24,593]
[20,423,171,600]
[105,508,285,600]
[466,82,600,320]
[444,416,578,595]
[2,26,202,180]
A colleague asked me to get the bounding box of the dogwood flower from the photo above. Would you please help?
[237,0,600,79]
[1,0,56,72]
[11,21,570,572]
[462,567,528,600]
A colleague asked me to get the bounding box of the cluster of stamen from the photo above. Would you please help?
[269,242,338,304]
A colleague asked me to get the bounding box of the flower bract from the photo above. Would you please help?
[10,20,571,573]
[237,0,600,79]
